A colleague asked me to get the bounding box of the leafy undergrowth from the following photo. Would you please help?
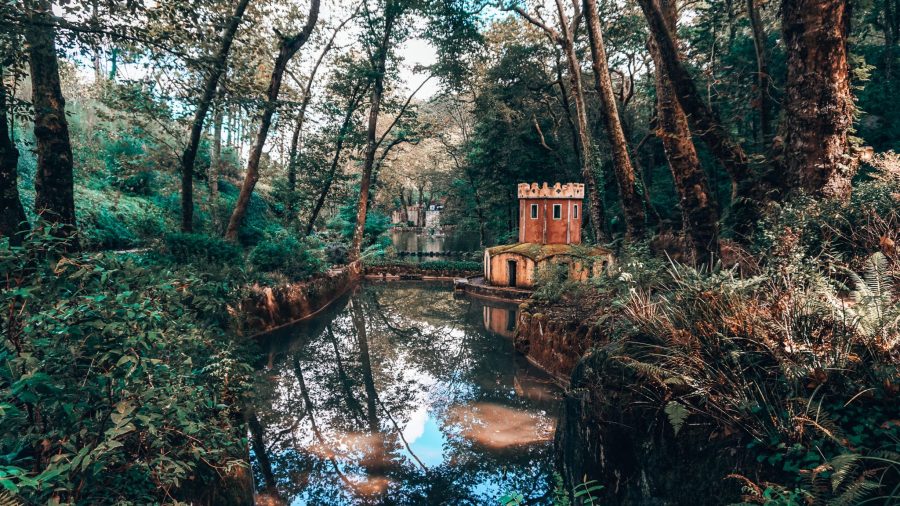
[0,227,258,504]
[533,175,900,503]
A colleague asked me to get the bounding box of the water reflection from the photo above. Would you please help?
[482,302,520,339]
[250,283,560,505]
[390,229,481,255]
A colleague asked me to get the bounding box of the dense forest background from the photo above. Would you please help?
[1,0,899,503]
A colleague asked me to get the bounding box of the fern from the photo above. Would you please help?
[665,401,690,436]
[0,492,20,506]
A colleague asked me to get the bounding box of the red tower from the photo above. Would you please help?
[518,182,584,245]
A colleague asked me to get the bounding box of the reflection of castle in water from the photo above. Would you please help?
[482,303,519,339]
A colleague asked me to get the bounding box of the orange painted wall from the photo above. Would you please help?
[518,198,582,244]
[485,252,612,289]
[486,252,536,288]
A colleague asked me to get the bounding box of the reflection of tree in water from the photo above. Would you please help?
[249,284,559,505]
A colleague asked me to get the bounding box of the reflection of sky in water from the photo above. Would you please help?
[254,283,561,505]
[404,413,446,467]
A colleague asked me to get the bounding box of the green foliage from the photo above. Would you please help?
[533,262,589,304]
[0,227,254,504]
[753,175,900,265]
[664,401,690,437]
[76,186,170,251]
[573,478,604,505]
[364,258,481,273]
[329,198,393,246]
[165,232,243,265]
[551,472,572,506]
[248,234,326,280]
[498,491,525,505]
[102,132,155,196]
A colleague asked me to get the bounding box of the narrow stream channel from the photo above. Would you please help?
[251,282,561,505]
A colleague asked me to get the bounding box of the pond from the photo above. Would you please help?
[390,228,481,255]
[250,282,561,505]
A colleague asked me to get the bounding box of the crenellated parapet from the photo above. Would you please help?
[517,182,585,199]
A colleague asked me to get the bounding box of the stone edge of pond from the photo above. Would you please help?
[240,262,363,336]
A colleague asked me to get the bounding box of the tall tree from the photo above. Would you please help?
[636,0,751,201]
[286,5,359,217]
[583,0,646,239]
[24,0,78,246]
[208,86,224,202]
[0,69,28,246]
[180,0,252,232]
[306,78,370,236]
[648,0,720,262]
[746,0,770,143]
[779,0,855,198]
[511,2,610,242]
[225,0,321,240]
[349,0,407,261]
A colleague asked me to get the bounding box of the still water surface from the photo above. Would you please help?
[251,283,560,505]
[390,229,481,255]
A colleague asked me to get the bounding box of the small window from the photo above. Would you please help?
[530,204,538,219]
[553,204,562,220]
[573,204,579,219]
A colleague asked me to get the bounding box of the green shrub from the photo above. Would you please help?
[165,232,242,265]
[418,260,481,272]
[248,235,325,280]
[103,133,156,196]
[77,187,171,251]
[81,206,140,250]
[533,262,587,303]
[363,258,481,273]
[328,198,393,246]
[0,229,253,504]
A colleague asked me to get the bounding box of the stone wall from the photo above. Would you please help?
[240,262,362,335]
[514,306,597,384]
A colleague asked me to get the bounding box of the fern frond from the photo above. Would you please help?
[828,476,880,506]
[829,453,862,492]
[0,491,20,506]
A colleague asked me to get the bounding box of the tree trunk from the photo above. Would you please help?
[554,0,608,243]
[305,81,368,236]
[225,0,320,241]
[0,74,28,246]
[245,410,278,496]
[209,92,223,202]
[583,0,645,239]
[554,49,583,171]
[779,0,855,199]
[747,0,770,143]
[350,298,379,432]
[24,0,78,247]
[350,9,396,262]
[181,0,251,232]
[90,0,103,82]
[636,0,750,201]
[286,8,356,218]
[648,0,720,264]
[885,0,897,80]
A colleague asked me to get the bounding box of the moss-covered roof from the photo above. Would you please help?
[486,243,612,261]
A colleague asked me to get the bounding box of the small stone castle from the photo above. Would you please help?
[483,182,611,289]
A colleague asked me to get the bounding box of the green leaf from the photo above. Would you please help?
[664,401,689,436]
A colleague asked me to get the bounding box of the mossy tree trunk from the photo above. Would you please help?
[583,0,646,240]
[24,0,78,247]
[779,0,856,199]
[647,0,720,263]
